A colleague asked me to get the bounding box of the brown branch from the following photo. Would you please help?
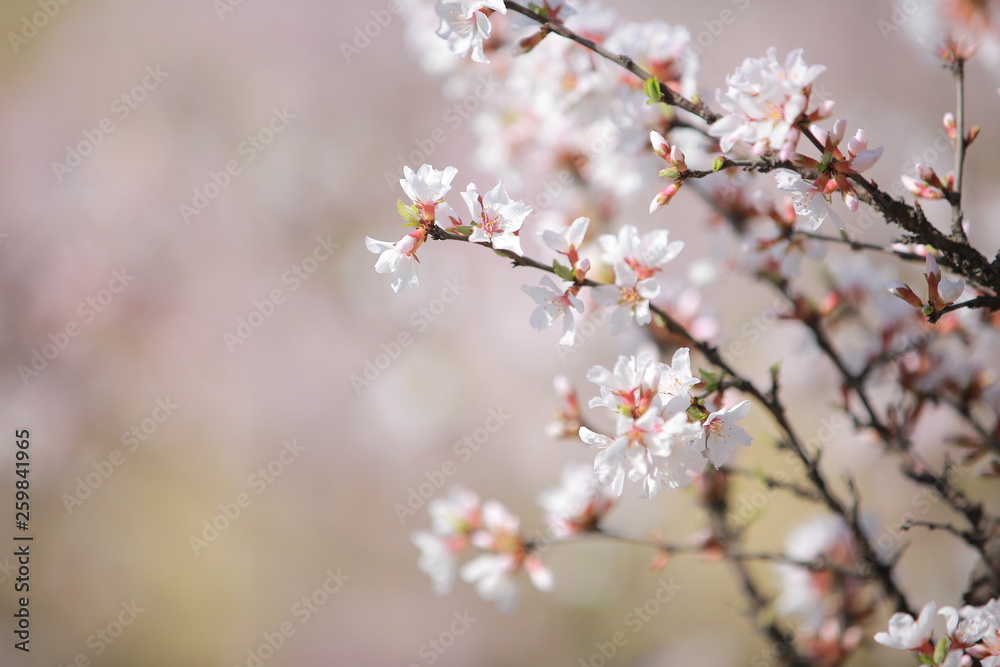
[949,58,968,242]
[504,1,720,123]
[927,295,1000,323]
[723,466,823,503]
[426,228,914,613]
[793,231,926,262]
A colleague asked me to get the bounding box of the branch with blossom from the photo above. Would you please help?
[374,1,1000,664]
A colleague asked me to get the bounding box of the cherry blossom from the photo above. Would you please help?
[592,262,661,334]
[435,0,506,64]
[462,181,532,255]
[649,413,706,490]
[537,462,616,537]
[462,500,553,611]
[599,224,683,280]
[657,347,700,403]
[411,487,482,595]
[700,400,752,467]
[874,601,937,650]
[522,275,585,346]
[400,163,459,222]
[412,531,459,595]
[365,229,427,293]
[580,411,661,498]
[540,216,590,266]
[710,48,829,159]
[586,351,661,417]
[773,168,843,231]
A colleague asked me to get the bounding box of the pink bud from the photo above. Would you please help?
[844,189,859,212]
[649,181,682,213]
[887,281,923,309]
[943,112,957,142]
[915,163,937,183]
[669,145,687,170]
[901,175,944,199]
[848,146,883,173]
[650,131,669,158]
[810,124,828,146]
[829,119,847,146]
[846,129,869,157]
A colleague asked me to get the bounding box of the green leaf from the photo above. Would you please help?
[699,368,721,392]
[397,200,421,226]
[768,361,781,383]
[644,77,662,105]
[528,2,548,17]
[658,167,680,180]
[933,637,950,665]
[917,654,935,666]
[454,225,475,236]
[712,157,726,173]
[686,404,706,423]
[552,260,575,282]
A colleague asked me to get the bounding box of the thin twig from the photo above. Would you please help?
[793,231,926,261]
[425,229,914,614]
[950,58,968,242]
[504,1,720,123]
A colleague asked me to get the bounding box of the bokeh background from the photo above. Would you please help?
[0,0,998,665]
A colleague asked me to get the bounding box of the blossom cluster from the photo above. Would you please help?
[580,349,750,498]
[875,599,1000,666]
[411,468,616,610]
[378,0,1000,660]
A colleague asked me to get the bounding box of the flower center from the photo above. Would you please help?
[619,286,643,307]
[481,208,504,235]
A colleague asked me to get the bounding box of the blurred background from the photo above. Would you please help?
[0,0,998,665]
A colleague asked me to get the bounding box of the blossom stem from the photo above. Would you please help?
[792,231,925,262]
[503,1,720,123]
[722,466,823,502]
[951,58,968,242]
[429,225,915,614]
